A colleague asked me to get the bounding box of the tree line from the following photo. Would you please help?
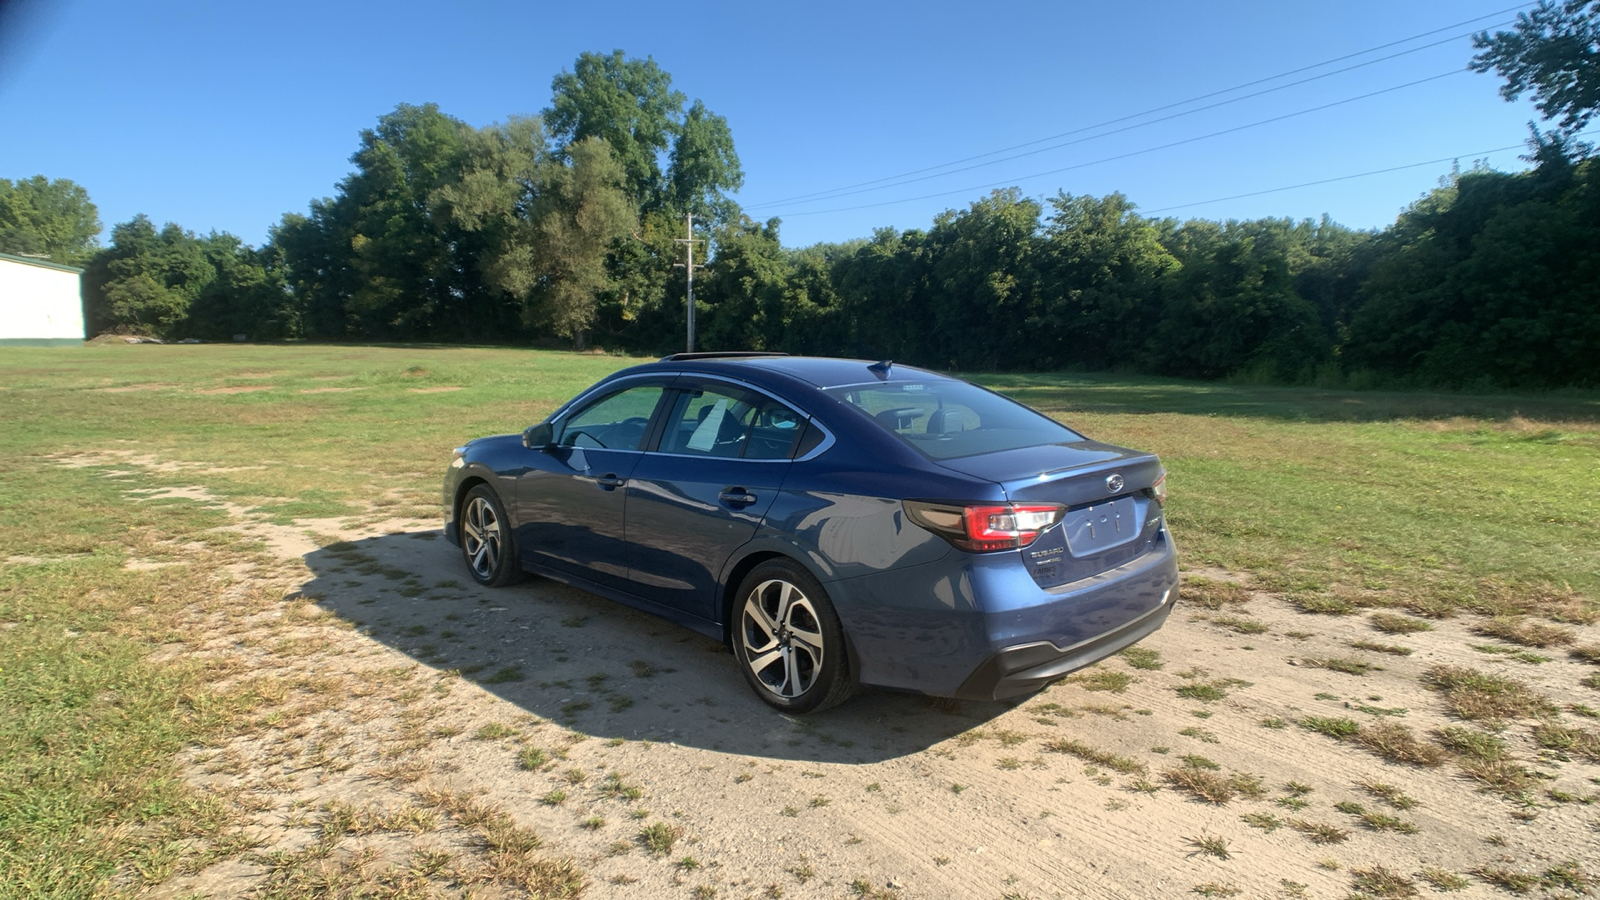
[4,4,1598,389]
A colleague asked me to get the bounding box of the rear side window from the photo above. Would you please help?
[824,380,1082,460]
[659,385,805,460]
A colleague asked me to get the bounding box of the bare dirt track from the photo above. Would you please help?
[57,453,1600,899]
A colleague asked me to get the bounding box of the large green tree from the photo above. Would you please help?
[272,103,500,341]
[1150,219,1330,380]
[1473,1,1600,145]
[922,189,1043,371]
[521,137,637,346]
[698,217,790,351]
[1346,160,1600,388]
[1029,192,1177,369]
[545,51,743,221]
[81,215,279,340]
[546,51,684,209]
[0,175,101,265]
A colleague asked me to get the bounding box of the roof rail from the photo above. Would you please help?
[659,351,790,362]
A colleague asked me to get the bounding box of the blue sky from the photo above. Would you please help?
[0,0,1550,250]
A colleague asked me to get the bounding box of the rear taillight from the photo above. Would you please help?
[904,501,1065,553]
[1146,470,1167,505]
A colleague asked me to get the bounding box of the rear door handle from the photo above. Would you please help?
[719,488,757,507]
[595,474,627,490]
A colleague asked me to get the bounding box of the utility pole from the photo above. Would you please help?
[673,213,704,352]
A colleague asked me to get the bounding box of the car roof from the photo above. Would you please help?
[653,355,952,390]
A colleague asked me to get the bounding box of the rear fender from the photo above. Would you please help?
[716,536,863,688]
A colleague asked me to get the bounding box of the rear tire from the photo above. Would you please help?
[460,485,523,587]
[732,559,854,713]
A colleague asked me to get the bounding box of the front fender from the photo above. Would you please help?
[444,459,517,546]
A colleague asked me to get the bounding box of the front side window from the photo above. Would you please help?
[824,379,1082,459]
[557,384,664,450]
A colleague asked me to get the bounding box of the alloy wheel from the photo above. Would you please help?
[462,495,502,580]
[740,578,825,699]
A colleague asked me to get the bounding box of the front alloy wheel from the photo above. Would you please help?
[460,485,521,587]
[733,560,853,713]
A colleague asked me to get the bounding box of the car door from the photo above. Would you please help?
[623,381,801,620]
[516,379,671,591]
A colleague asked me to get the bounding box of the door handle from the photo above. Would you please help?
[719,488,757,507]
[595,474,627,490]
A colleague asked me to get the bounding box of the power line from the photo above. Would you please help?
[768,70,1466,218]
[1144,129,1599,215]
[742,3,1535,209]
[746,26,1510,211]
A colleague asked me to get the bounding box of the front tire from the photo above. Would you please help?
[460,485,523,587]
[732,559,854,713]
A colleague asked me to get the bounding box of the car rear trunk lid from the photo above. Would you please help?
[935,441,1167,588]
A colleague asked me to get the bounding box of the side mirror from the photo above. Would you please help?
[523,423,554,449]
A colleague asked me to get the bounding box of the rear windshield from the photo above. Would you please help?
[823,380,1083,460]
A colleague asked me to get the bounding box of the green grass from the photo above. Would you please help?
[2,344,1599,891]
[988,371,1600,612]
[6,345,1596,609]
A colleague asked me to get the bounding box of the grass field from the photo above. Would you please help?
[2,343,1597,897]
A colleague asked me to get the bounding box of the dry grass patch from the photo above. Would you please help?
[1471,617,1575,648]
[1531,722,1600,762]
[1422,665,1557,721]
[1357,780,1417,810]
[1210,615,1268,635]
[1299,717,1444,766]
[1176,677,1250,703]
[1433,727,1542,798]
[1335,801,1420,834]
[1471,861,1594,895]
[1355,722,1446,767]
[1417,867,1471,891]
[1292,594,1356,615]
[1350,866,1419,899]
[1298,716,1360,739]
[1066,668,1136,693]
[639,822,683,857]
[1348,638,1412,655]
[1285,819,1349,845]
[1184,578,1251,610]
[1161,763,1264,805]
[1039,738,1146,775]
[1366,608,1438,635]
[1569,644,1600,664]
[1475,579,1598,624]
[1119,646,1163,670]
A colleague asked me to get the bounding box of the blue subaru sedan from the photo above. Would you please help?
[444,354,1178,713]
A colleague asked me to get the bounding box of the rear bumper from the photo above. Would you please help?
[953,583,1176,699]
[830,531,1179,699]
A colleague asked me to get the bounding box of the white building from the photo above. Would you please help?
[0,252,84,345]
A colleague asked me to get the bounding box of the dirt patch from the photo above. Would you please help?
[299,387,368,394]
[96,383,179,393]
[61,453,1600,899]
[195,385,273,395]
[406,386,464,394]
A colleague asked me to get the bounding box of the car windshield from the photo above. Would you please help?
[823,379,1083,460]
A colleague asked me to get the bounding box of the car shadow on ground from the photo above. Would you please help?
[302,529,1014,763]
